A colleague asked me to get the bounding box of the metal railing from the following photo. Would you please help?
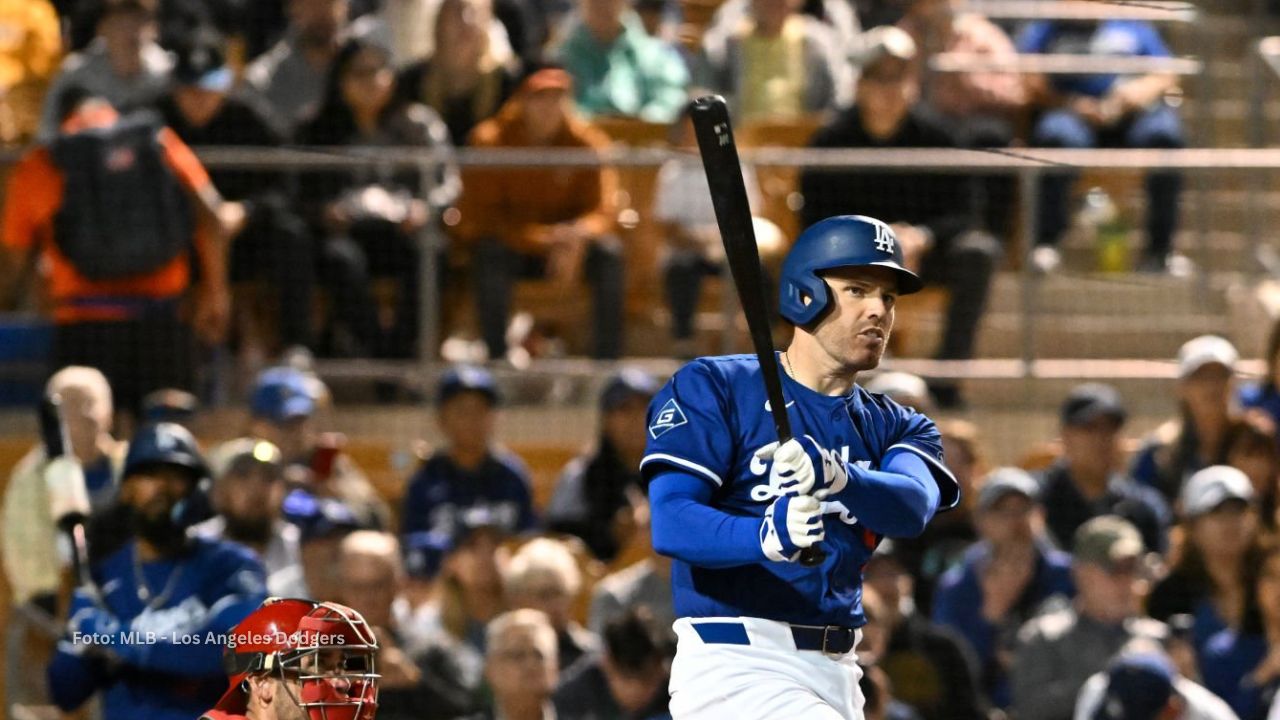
[0,144,1270,382]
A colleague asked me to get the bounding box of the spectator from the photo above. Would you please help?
[1241,318,1280,443]
[896,0,1021,235]
[551,0,688,122]
[895,417,984,613]
[411,513,509,694]
[337,531,484,720]
[864,540,989,720]
[1133,336,1242,503]
[799,26,1001,409]
[297,34,461,359]
[1223,416,1280,532]
[2,367,124,608]
[396,0,521,145]
[650,110,774,355]
[47,422,267,720]
[157,30,317,353]
[546,367,660,561]
[701,0,851,122]
[897,0,1024,145]
[0,0,61,143]
[1040,383,1173,555]
[932,467,1075,708]
[1150,466,1263,652]
[588,550,675,636]
[859,586,926,720]
[701,0,862,87]
[1200,538,1280,720]
[474,609,562,720]
[401,365,537,577]
[1010,515,1168,720]
[191,438,308,597]
[1075,642,1240,720]
[246,366,391,528]
[244,0,356,134]
[38,0,171,141]
[3,95,231,422]
[1017,18,1184,273]
[505,537,600,670]
[456,67,625,361]
[283,486,367,601]
[554,607,675,720]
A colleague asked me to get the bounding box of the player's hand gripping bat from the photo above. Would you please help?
[689,95,825,567]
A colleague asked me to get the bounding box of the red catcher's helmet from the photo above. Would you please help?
[213,598,380,720]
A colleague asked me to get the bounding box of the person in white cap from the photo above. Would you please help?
[1131,336,1241,504]
[1149,466,1261,651]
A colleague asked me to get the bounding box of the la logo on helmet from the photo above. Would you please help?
[874,224,895,254]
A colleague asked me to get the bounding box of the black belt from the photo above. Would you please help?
[692,621,858,655]
[790,624,858,654]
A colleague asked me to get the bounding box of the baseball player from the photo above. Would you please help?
[47,422,268,720]
[202,597,380,720]
[643,215,961,719]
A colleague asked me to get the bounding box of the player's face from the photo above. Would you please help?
[808,266,898,373]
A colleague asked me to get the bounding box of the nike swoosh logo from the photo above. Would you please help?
[764,400,796,412]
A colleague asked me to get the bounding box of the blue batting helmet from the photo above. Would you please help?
[778,215,924,326]
[123,422,210,482]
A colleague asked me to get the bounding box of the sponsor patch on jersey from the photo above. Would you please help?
[649,399,688,439]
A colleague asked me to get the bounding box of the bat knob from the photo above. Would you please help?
[799,546,826,567]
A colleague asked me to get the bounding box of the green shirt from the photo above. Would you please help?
[556,13,690,123]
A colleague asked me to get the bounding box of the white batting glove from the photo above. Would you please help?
[753,436,849,501]
[759,494,824,562]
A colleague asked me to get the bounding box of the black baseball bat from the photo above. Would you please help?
[688,95,824,567]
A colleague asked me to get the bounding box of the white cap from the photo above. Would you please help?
[1180,465,1254,518]
[852,25,918,68]
[1176,335,1238,379]
[865,371,931,409]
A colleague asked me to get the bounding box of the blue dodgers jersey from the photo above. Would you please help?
[641,354,955,628]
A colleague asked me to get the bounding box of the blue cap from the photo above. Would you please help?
[1093,653,1177,720]
[438,365,499,406]
[600,367,660,411]
[402,505,507,578]
[281,489,363,542]
[250,367,316,423]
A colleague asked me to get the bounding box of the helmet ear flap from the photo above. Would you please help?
[782,271,833,327]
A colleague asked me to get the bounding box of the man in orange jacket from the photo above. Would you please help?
[456,67,625,361]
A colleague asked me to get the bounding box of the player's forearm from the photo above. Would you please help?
[831,452,940,537]
[650,472,768,568]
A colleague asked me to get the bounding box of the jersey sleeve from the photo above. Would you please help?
[882,404,961,511]
[639,360,736,489]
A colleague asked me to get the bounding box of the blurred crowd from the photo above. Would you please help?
[0,0,1200,417]
[4,316,1280,719]
[0,0,1272,718]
